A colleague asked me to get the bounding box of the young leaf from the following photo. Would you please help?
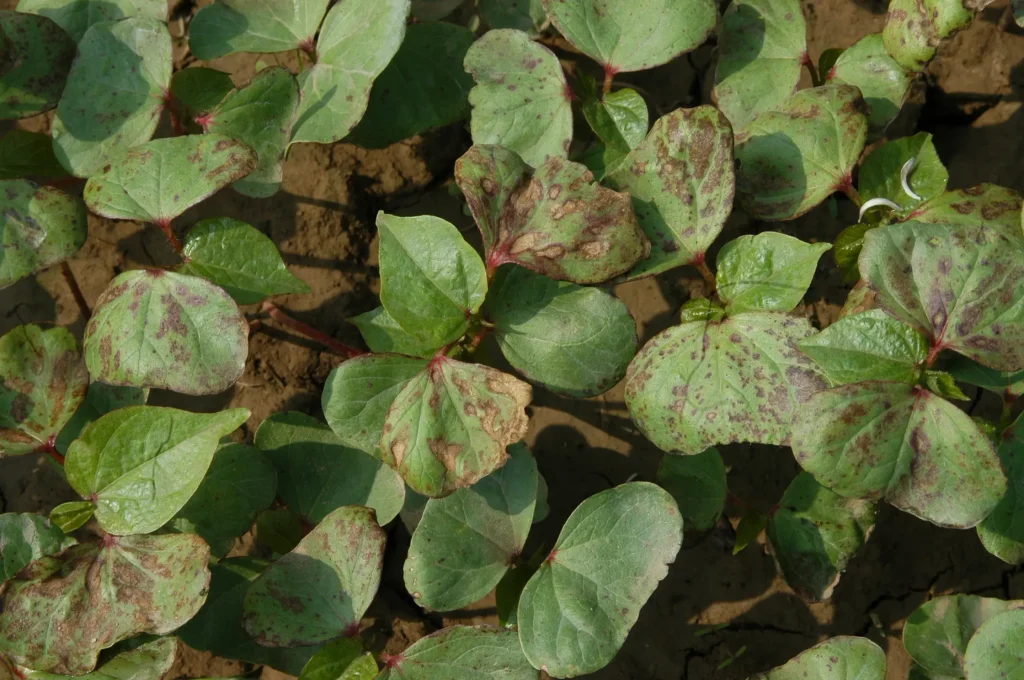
[541,0,715,73]
[51,17,171,177]
[0,533,210,675]
[54,382,148,453]
[517,482,682,678]
[299,638,377,680]
[377,213,487,348]
[255,411,406,525]
[860,222,1024,372]
[604,106,735,278]
[64,405,249,535]
[170,67,235,121]
[581,87,648,158]
[347,21,475,149]
[924,370,969,401]
[455,146,648,284]
[48,501,94,533]
[0,180,87,289]
[487,265,638,397]
[84,270,250,395]
[883,0,973,72]
[713,0,807,129]
[381,356,531,497]
[242,506,386,647]
[0,129,69,180]
[289,0,410,145]
[715,232,830,314]
[377,626,537,680]
[15,0,166,42]
[905,184,1023,241]
[797,309,929,385]
[625,313,826,455]
[679,298,726,324]
[826,33,912,135]
[480,0,546,33]
[0,11,74,119]
[793,381,1005,528]
[256,508,303,555]
[322,354,428,455]
[179,217,310,305]
[735,84,868,221]
[464,29,573,168]
[404,443,537,611]
[83,135,257,223]
[188,0,331,59]
[0,513,75,583]
[978,413,1024,565]
[733,507,767,555]
[655,448,727,532]
[751,637,886,679]
[349,306,440,357]
[18,637,177,680]
[0,324,88,456]
[767,472,877,602]
[858,132,948,211]
[964,608,1024,680]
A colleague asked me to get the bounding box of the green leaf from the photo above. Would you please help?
[978,413,1024,565]
[0,129,69,180]
[405,443,537,611]
[170,67,234,120]
[487,265,638,397]
[735,84,868,221]
[580,87,648,165]
[188,0,330,59]
[679,298,725,324]
[924,370,969,401]
[495,549,543,627]
[83,135,257,223]
[322,354,428,454]
[0,533,210,675]
[713,0,807,129]
[860,222,1024,372]
[655,448,726,532]
[377,626,537,680]
[0,324,88,456]
[64,405,249,535]
[859,132,948,211]
[883,0,973,72]
[818,48,845,78]
[455,146,648,284]
[347,21,475,149]
[947,355,1024,393]
[48,501,93,533]
[349,306,439,357]
[0,180,87,289]
[256,508,303,555]
[905,184,1023,241]
[797,309,928,385]
[625,313,826,454]
[827,33,911,135]
[381,357,531,497]
[51,17,172,178]
[290,0,410,145]
[733,507,767,555]
[84,270,250,395]
[300,638,377,680]
[377,213,487,348]
[254,411,406,525]
[541,0,715,73]
[518,482,682,677]
[793,381,1005,528]
[716,232,830,313]
[179,217,310,305]
[0,513,75,582]
[834,223,874,283]
[55,382,147,454]
[767,472,876,601]
[411,0,463,20]
[0,11,74,119]
[604,106,736,278]
[465,29,573,168]
[19,637,178,680]
[242,506,386,647]
[903,594,1022,677]
[15,0,166,42]
[479,0,545,33]
[751,637,886,679]
[964,608,1024,680]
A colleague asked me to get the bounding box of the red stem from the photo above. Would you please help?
[60,261,91,320]
[261,302,365,358]
[163,90,186,136]
[694,258,717,293]
[36,436,64,465]
[602,65,616,95]
[154,219,183,253]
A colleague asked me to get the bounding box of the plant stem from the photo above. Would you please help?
[602,68,615,95]
[840,183,862,207]
[261,301,365,359]
[60,261,91,320]
[695,259,717,293]
[298,39,317,65]
[802,53,821,87]
[35,436,64,465]
[153,219,183,253]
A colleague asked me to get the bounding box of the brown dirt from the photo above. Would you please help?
[3,1,1024,678]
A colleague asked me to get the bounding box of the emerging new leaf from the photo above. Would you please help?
[655,448,727,532]
[859,132,949,211]
[964,608,1024,680]
[883,0,973,72]
[715,232,831,314]
[349,306,441,357]
[48,501,94,533]
[188,0,331,59]
[0,180,87,289]
[0,11,75,119]
[377,626,538,680]
[16,0,166,42]
[0,513,75,583]
[580,87,648,175]
[978,413,1024,565]
[299,638,377,680]
[827,34,912,135]
[751,637,886,679]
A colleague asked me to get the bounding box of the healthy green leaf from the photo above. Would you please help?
[734,84,868,221]
[0,129,69,180]
[655,448,726,532]
[905,184,1023,242]
[963,608,1024,680]
[19,636,178,680]
[834,223,874,284]
[84,269,250,395]
[55,382,147,454]
[495,551,543,627]
[859,132,948,211]
[827,33,911,135]
[947,355,1024,393]
[480,0,545,33]
[678,298,726,324]
[0,513,74,583]
[15,0,166,42]
[924,370,969,401]
[978,413,1024,565]
[349,306,438,357]
[0,11,74,119]
[716,232,830,313]
[242,506,386,647]
[179,217,310,305]
[487,265,638,397]
[464,29,573,168]
[818,48,845,78]
[300,638,377,680]
[0,180,87,289]
[377,626,538,680]
[0,533,210,675]
[411,0,463,20]
[169,67,234,120]
[518,482,682,678]
[188,0,331,59]
[256,508,303,555]
[381,356,531,497]
[793,381,1005,528]
[750,637,886,679]
[580,87,648,171]
[48,501,93,533]
[733,507,767,555]
[625,313,826,454]
[883,0,973,72]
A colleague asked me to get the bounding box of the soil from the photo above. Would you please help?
[3,1,1024,678]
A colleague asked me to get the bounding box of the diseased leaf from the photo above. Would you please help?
[18,637,177,680]
[188,0,331,59]
[256,508,303,555]
[381,356,531,497]
[859,132,948,211]
[48,501,93,533]
[465,29,573,168]
[300,638,376,680]
[480,0,545,33]
[734,84,868,221]
[793,381,1005,528]
[0,324,88,456]
[827,33,911,134]
[0,11,74,119]
[55,382,147,454]
[0,533,210,675]
[349,306,439,358]
[655,448,726,532]
[487,265,638,397]
[605,106,735,278]
[243,506,386,647]
[964,608,1024,680]
[0,129,69,180]
[518,482,682,678]
[179,217,310,305]
[0,513,75,583]
[978,413,1024,565]
[883,0,973,72]
[15,0,166,42]
[84,270,250,395]
[905,184,1023,241]
[716,232,830,313]
[0,180,87,289]
[751,637,886,679]
[377,626,537,680]
[456,145,648,284]
[169,67,234,121]
[625,313,826,455]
